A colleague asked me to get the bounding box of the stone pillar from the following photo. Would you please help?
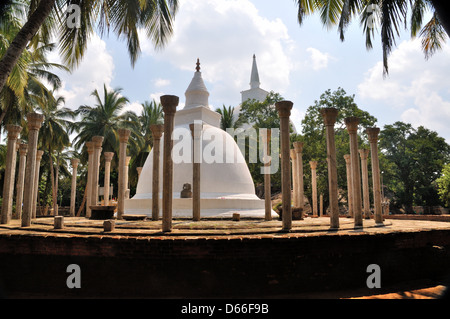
[103,152,114,206]
[290,149,298,207]
[1,125,22,224]
[359,149,371,219]
[136,167,143,178]
[320,194,323,217]
[190,122,203,222]
[343,154,353,217]
[276,100,293,232]
[14,143,28,220]
[124,156,131,199]
[54,216,64,229]
[85,141,94,218]
[91,136,104,207]
[366,127,383,224]
[117,129,131,220]
[261,129,272,221]
[161,95,178,232]
[345,117,363,228]
[320,108,339,229]
[310,161,318,217]
[150,124,164,221]
[22,113,44,227]
[293,142,304,217]
[32,150,44,218]
[70,158,79,217]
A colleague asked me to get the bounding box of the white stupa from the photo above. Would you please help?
[124,60,277,218]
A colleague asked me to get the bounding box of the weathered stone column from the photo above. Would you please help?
[190,121,203,221]
[310,161,318,217]
[124,156,131,199]
[22,113,44,227]
[1,125,22,224]
[261,129,272,221]
[343,154,353,217]
[320,194,323,217]
[359,149,371,219]
[290,149,298,207]
[293,142,304,217]
[103,152,114,206]
[70,158,79,217]
[366,127,383,224]
[85,141,94,218]
[32,150,44,218]
[117,129,131,220]
[276,100,293,232]
[136,167,143,178]
[345,117,363,228]
[14,143,28,220]
[320,108,339,229]
[150,124,164,221]
[161,95,178,232]
[91,136,104,207]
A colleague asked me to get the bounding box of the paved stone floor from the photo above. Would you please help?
[2,216,450,239]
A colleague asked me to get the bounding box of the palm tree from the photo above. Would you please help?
[216,105,238,131]
[295,0,449,75]
[0,6,68,130]
[72,84,142,168]
[127,99,163,191]
[35,89,74,214]
[0,0,179,95]
[139,99,164,148]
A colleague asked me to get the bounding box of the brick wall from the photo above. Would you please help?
[1,230,450,298]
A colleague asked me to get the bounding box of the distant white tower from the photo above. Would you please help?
[240,54,269,103]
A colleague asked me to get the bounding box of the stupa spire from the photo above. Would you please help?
[196,58,200,72]
[250,54,260,89]
[184,58,210,110]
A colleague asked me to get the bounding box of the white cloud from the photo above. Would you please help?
[357,38,450,141]
[50,33,115,111]
[122,101,144,116]
[306,47,333,70]
[154,78,171,88]
[141,0,296,102]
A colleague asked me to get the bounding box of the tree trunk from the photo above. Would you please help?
[0,0,56,93]
[53,151,60,215]
[49,150,56,215]
[76,186,88,217]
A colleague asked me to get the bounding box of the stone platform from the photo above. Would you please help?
[1,216,450,299]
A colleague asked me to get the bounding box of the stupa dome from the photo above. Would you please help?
[125,60,276,218]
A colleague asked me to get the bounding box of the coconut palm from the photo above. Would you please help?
[72,84,142,168]
[127,99,163,190]
[216,105,238,131]
[34,89,74,214]
[295,0,449,75]
[0,5,68,130]
[0,0,179,95]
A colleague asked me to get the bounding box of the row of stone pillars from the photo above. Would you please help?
[70,130,143,220]
[0,113,45,226]
[275,105,384,231]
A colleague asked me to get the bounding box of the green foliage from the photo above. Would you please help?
[237,91,284,129]
[380,122,450,210]
[294,0,448,75]
[71,84,143,168]
[236,92,285,192]
[215,105,237,130]
[301,87,377,210]
[437,163,450,207]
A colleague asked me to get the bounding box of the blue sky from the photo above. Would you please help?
[51,0,450,142]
